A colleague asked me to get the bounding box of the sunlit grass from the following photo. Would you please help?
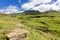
[0,12,60,40]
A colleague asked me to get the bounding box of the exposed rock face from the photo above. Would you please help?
[16,23,24,28]
[7,24,28,40]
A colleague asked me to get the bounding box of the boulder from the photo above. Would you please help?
[7,24,28,40]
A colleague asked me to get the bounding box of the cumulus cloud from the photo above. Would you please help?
[0,5,21,14]
[1,0,60,14]
[21,0,60,12]
[22,0,51,10]
[32,4,52,12]
[0,0,23,14]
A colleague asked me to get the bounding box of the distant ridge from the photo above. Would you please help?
[23,10,42,15]
[0,10,59,15]
[23,10,58,15]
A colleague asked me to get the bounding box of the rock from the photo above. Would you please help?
[7,24,28,40]
[16,23,24,28]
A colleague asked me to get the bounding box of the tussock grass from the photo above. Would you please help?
[0,12,60,40]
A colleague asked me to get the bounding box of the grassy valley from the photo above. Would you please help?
[0,11,60,40]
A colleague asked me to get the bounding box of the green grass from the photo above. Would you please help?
[0,12,60,40]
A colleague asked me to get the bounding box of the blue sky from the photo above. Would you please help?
[0,0,60,14]
[0,0,20,9]
[0,0,29,9]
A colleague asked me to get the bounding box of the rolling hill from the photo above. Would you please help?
[0,11,60,40]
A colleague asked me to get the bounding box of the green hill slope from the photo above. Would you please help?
[0,11,60,40]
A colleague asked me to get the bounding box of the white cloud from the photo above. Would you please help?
[1,0,60,14]
[0,10,4,12]
[21,0,51,10]
[21,0,60,12]
[33,4,51,12]
[51,4,60,11]
[29,0,51,4]
[0,5,21,14]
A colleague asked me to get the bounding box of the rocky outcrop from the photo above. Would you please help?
[7,24,28,40]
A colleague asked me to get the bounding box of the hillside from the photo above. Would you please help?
[0,11,60,40]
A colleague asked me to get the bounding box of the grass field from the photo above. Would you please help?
[0,11,60,40]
